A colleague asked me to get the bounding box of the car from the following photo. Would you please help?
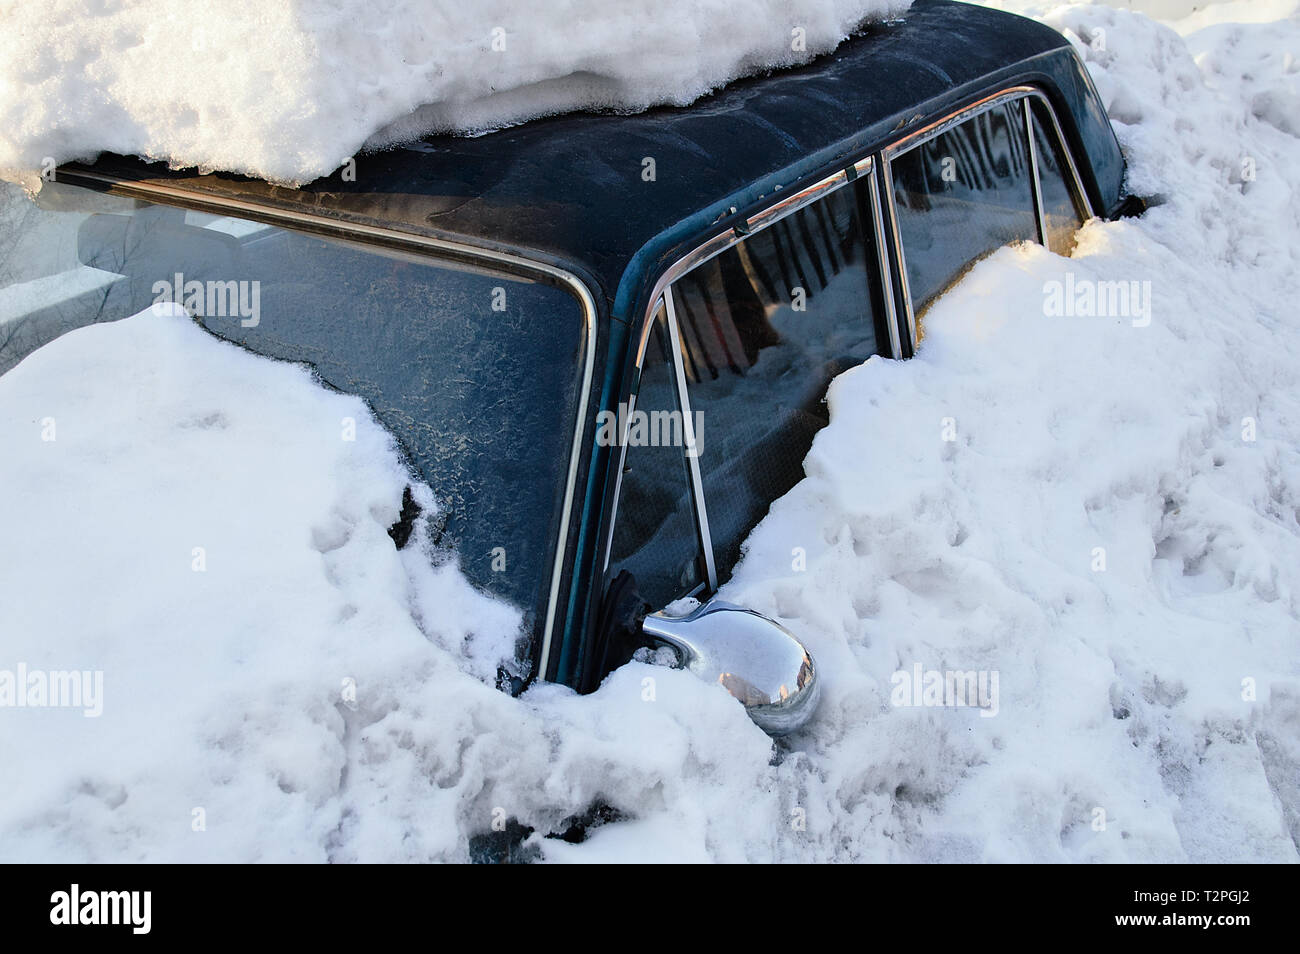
[0,0,1133,735]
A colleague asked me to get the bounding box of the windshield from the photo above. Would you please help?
[0,180,588,661]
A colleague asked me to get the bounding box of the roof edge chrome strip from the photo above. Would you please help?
[60,169,597,685]
[745,170,851,237]
[881,85,1039,161]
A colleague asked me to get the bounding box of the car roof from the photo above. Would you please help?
[61,0,1124,322]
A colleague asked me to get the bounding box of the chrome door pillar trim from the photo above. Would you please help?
[879,150,918,350]
[856,155,903,361]
[1024,98,1049,246]
[55,169,597,685]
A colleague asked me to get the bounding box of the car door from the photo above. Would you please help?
[591,87,1094,691]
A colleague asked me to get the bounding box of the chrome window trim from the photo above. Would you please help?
[56,169,598,685]
[878,150,917,347]
[880,85,1096,345]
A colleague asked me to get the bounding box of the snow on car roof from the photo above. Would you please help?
[57,1,1119,319]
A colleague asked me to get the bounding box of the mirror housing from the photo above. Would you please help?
[641,601,819,736]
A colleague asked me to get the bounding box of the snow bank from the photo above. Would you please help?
[0,0,909,188]
[0,304,527,860]
[2,0,1298,862]
[0,304,789,862]
[704,0,1300,860]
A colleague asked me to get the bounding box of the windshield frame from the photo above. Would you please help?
[42,167,599,686]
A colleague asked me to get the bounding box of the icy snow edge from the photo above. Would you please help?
[0,0,911,189]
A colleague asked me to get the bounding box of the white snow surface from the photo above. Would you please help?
[0,0,909,188]
[1,0,1299,861]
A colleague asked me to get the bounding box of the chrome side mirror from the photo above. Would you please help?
[641,601,820,736]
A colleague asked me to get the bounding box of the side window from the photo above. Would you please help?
[607,304,705,607]
[1029,98,1087,255]
[672,181,888,583]
[889,101,1038,318]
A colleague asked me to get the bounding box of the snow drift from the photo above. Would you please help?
[0,0,910,188]
[0,0,1298,861]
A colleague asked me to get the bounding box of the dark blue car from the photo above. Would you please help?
[4,0,1131,734]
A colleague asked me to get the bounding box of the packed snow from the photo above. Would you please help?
[0,0,909,188]
[1,0,1299,861]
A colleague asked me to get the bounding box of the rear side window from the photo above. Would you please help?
[889,101,1038,317]
[672,181,888,583]
[1029,98,1087,255]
